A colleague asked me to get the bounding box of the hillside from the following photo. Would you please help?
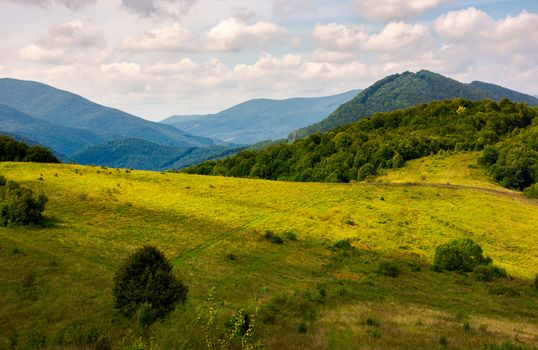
[0,104,102,158]
[184,99,538,195]
[0,78,215,156]
[0,155,537,349]
[162,90,359,144]
[292,70,538,138]
[72,138,242,170]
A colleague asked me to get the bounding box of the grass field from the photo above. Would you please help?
[0,152,537,349]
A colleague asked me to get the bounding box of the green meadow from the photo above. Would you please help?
[0,152,537,349]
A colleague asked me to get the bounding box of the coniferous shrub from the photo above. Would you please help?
[0,177,48,226]
[433,238,491,272]
[113,245,188,321]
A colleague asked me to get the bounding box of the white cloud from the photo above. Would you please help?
[17,44,65,63]
[100,62,142,77]
[435,7,492,40]
[314,21,431,53]
[121,23,195,52]
[311,49,353,63]
[312,23,367,51]
[42,19,105,48]
[0,0,96,9]
[355,0,450,21]
[121,0,196,17]
[273,0,317,18]
[362,22,431,52]
[205,17,289,51]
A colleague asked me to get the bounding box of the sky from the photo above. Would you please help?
[1,0,537,121]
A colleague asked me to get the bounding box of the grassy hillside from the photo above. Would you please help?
[292,70,538,139]
[162,90,359,145]
[0,155,537,349]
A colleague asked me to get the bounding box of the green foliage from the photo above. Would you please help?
[533,274,538,290]
[0,135,59,163]
[185,99,536,188]
[523,184,538,198]
[113,245,188,320]
[263,230,283,244]
[0,177,48,226]
[377,261,400,277]
[331,239,353,251]
[283,229,298,241]
[433,238,491,272]
[297,322,307,333]
[472,264,507,282]
[479,121,538,192]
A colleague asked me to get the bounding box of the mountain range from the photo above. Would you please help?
[291,70,538,139]
[161,90,359,144]
[1,71,537,170]
[0,78,215,159]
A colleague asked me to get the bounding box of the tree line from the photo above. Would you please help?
[184,99,537,193]
[0,135,59,163]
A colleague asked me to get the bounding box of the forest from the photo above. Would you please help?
[184,99,537,193]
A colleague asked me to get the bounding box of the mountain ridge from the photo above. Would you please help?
[161,90,360,144]
[291,70,538,139]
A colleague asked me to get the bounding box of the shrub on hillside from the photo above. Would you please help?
[113,245,188,321]
[472,264,507,282]
[523,184,538,198]
[534,274,538,290]
[0,176,48,226]
[377,261,400,277]
[263,230,283,244]
[433,238,491,272]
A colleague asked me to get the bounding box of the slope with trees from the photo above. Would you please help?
[291,70,538,139]
[184,99,537,193]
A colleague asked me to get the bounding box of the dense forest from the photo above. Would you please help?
[0,135,59,163]
[184,99,537,193]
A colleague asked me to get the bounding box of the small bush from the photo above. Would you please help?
[433,238,491,272]
[113,245,188,320]
[463,320,471,331]
[472,264,507,282]
[263,230,283,244]
[0,178,48,226]
[283,229,298,241]
[439,336,448,346]
[534,274,538,290]
[225,252,237,261]
[365,317,379,327]
[331,239,352,251]
[377,261,400,277]
[524,184,538,198]
[297,322,307,333]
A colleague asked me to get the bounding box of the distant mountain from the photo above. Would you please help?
[292,70,538,139]
[0,78,215,156]
[161,90,359,144]
[72,138,242,171]
[0,103,101,157]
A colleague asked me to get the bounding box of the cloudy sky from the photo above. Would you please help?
[1,0,537,120]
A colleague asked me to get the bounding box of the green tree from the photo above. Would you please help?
[433,238,491,272]
[113,245,188,321]
[0,177,48,226]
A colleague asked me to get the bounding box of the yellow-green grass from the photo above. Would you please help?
[0,154,537,349]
